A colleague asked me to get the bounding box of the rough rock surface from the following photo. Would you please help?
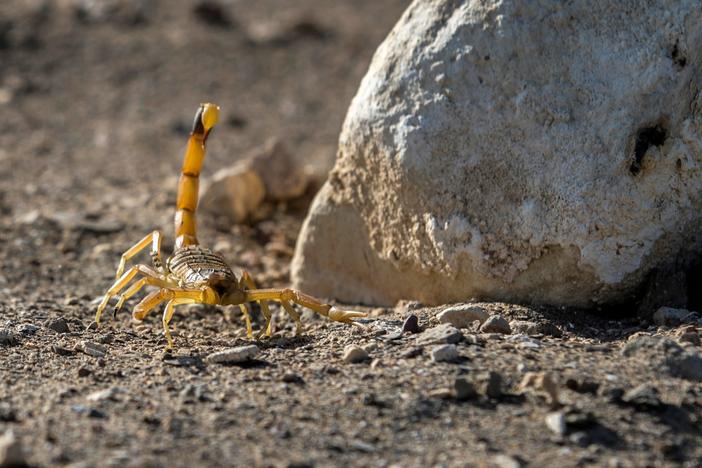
[292,0,702,308]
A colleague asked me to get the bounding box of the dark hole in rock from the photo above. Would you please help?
[686,260,702,313]
[671,42,687,69]
[629,125,667,176]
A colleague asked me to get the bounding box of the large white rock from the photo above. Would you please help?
[292,0,702,308]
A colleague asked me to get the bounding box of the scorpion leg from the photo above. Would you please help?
[238,304,253,339]
[280,300,303,336]
[258,303,273,339]
[113,276,175,317]
[240,270,273,338]
[115,230,164,278]
[95,264,164,325]
[162,298,195,349]
[132,288,175,322]
[244,288,367,329]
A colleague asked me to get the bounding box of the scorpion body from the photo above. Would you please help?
[95,103,364,348]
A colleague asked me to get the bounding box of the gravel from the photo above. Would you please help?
[8,2,702,465]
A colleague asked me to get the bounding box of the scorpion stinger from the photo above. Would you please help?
[94,103,366,348]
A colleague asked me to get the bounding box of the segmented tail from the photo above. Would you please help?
[174,103,219,248]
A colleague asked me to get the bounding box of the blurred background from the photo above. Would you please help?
[0,0,409,299]
[0,0,407,222]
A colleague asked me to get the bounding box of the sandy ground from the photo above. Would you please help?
[1,1,702,467]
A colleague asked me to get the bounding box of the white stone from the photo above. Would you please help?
[206,345,260,364]
[342,345,369,363]
[437,304,489,328]
[545,412,567,436]
[292,0,702,308]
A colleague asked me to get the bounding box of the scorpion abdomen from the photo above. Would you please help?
[167,245,237,286]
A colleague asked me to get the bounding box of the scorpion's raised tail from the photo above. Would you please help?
[174,103,220,249]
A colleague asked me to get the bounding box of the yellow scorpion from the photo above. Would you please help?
[95,103,365,348]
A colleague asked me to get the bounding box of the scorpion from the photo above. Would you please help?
[94,103,365,348]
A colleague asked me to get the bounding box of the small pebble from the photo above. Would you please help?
[46,317,70,334]
[509,320,562,337]
[677,328,700,346]
[77,366,92,377]
[87,387,124,402]
[206,345,260,364]
[482,371,504,399]
[343,345,369,363]
[71,405,107,419]
[417,324,463,345]
[621,384,662,409]
[402,314,420,333]
[653,307,690,326]
[602,387,625,403]
[0,330,19,347]
[400,347,423,359]
[565,377,599,394]
[362,342,378,353]
[518,372,560,406]
[492,454,522,468]
[0,430,25,467]
[545,411,566,436]
[666,350,702,382]
[64,296,80,306]
[454,378,477,400]
[18,324,39,336]
[431,344,458,363]
[75,340,107,358]
[282,373,304,385]
[52,345,75,356]
[0,404,17,423]
[437,304,489,328]
[428,388,453,399]
[479,314,511,334]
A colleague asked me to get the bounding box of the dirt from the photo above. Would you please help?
[1,1,702,467]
